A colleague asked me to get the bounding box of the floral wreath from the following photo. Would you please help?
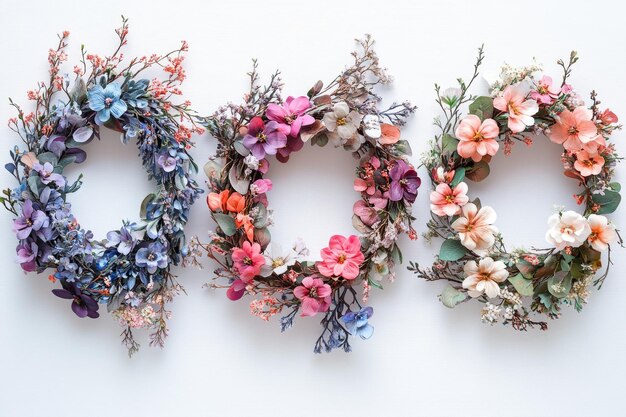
[3,18,204,355]
[187,36,418,353]
[411,48,622,330]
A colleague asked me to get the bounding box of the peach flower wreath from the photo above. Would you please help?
[410,48,622,330]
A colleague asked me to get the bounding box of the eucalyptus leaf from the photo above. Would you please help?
[254,227,271,249]
[393,140,412,156]
[37,152,59,166]
[442,134,459,154]
[465,161,490,182]
[233,140,250,157]
[72,126,94,143]
[468,96,494,120]
[213,213,237,236]
[228,164,250,194]
[439,239,469,261]
[509,273,534,297]
[592,190,621,214]
[547,271,572,298]
[439,284,467,308]
[450,167,466,187]
[252,203,268,228]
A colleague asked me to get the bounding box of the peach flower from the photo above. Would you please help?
[587,214,617,252]
[493,86,538,133]
[462,257,509,298]
[451,203,498,254]
[574,150,605,177]
[455,115,500,162]
[430,182,469,217]
[549,107,598,151]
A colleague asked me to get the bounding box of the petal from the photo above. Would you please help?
[109,99,128,119]
[300,297,320,317]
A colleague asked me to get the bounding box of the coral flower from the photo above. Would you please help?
[451,203,498,254]
[574,150,605,177]
[207,190,246,213]
[266,96,315,137]
[493,86,538,133]
[294,276,332,317]
[587,214,617,252]
[545,211,591,250]
[430,182,469,217]
[549,107,598,151]
[317,235,365,280]
[232,241,265,281]
[455,115,500,162]
[462,257,509,298]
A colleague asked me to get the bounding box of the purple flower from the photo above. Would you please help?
[16,240,38,272]
[33,162,65,188]
[266,96,315,137]
[135,241,168,274]
[106,226,136,255]
[156,153,178,172]
[13,200,49,240]
[242,116,287,160]
[388,160,420,203]
[52,283,100,318]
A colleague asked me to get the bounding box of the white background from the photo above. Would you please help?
[1,1,625,416]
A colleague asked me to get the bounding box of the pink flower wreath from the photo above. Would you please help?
[411,48,622,331]
[187,36,419,353]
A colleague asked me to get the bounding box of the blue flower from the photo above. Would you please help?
[341,307,374,339]
[135,241,168,274]
[88,83,127,125]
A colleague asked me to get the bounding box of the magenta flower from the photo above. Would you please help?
[266,96,315,137]
[276,136,304,163]
[389,160,420,203]
[242,116,288,160]
[231,241,264,282]
[317,235,365,281]
[293,276,332,317]
[16,240,38,272]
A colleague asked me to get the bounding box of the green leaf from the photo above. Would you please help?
[560,259,571,272]
[465,161,490,182]
[468,96,494,120]
[547,271,572,298]
[213,213,237,236]
[391,244,402,264]
[393,140,412,156]
[228,164,250,194]
[442,134,459,154]
[609,182,621,192]
[27,175,40,196]
[509,273,534,297]
[450,167,466,188]
[37,152,59,166]
[140,193,155,219]
[570,262,585,279]
[439,239,469,261]
[252,203,268,228]
[439,284,467,308]
[233,140,250,157]
[592,190,621,214]
[311,133,329,147]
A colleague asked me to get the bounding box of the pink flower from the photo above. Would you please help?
[530,75,561,105]
[251,178,272,195]
[451,203,498,255]
[293,276,332,317]
[455,115,500,162]
[432,167,455,184]
[317,235,365,280]
[493,86,539,133]
[549,107,598,151]
[587,214,617,252]
[599,109,618,125]
[353,200,380,226]
[232,241,265,282]
[430,182,469,216]
[266,96,315,137]
[574,150,604,177]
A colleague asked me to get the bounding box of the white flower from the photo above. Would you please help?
[587,214,617,252]
[545,211,591,250]
[368,251,390,282]
[451,203,498,256]
[260,239,309,277]
[323,102,363,147]
[441,87,462,107]
[480,302,501,324]
[244,154,260,171]
[462,257,509,298]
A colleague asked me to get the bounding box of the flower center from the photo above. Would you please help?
[560,226,574,235]
[25,218,33,226]
[336,117,347,126]
[284,114,295,124]
[147,253,156,261]
[582,159,594,167]
[256,132,267,143]
[337,253,347,264]
[272,258,285,268]
[568,126,579,135]
[445,195,455,203]
[472,132,484,142]
[308,287,318,298]
[105,97,113,108]
[243,257,253,265]
[478,272,491,281]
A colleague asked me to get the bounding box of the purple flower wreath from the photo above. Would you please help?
[186,36,419,353]
[2,18,203,355]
